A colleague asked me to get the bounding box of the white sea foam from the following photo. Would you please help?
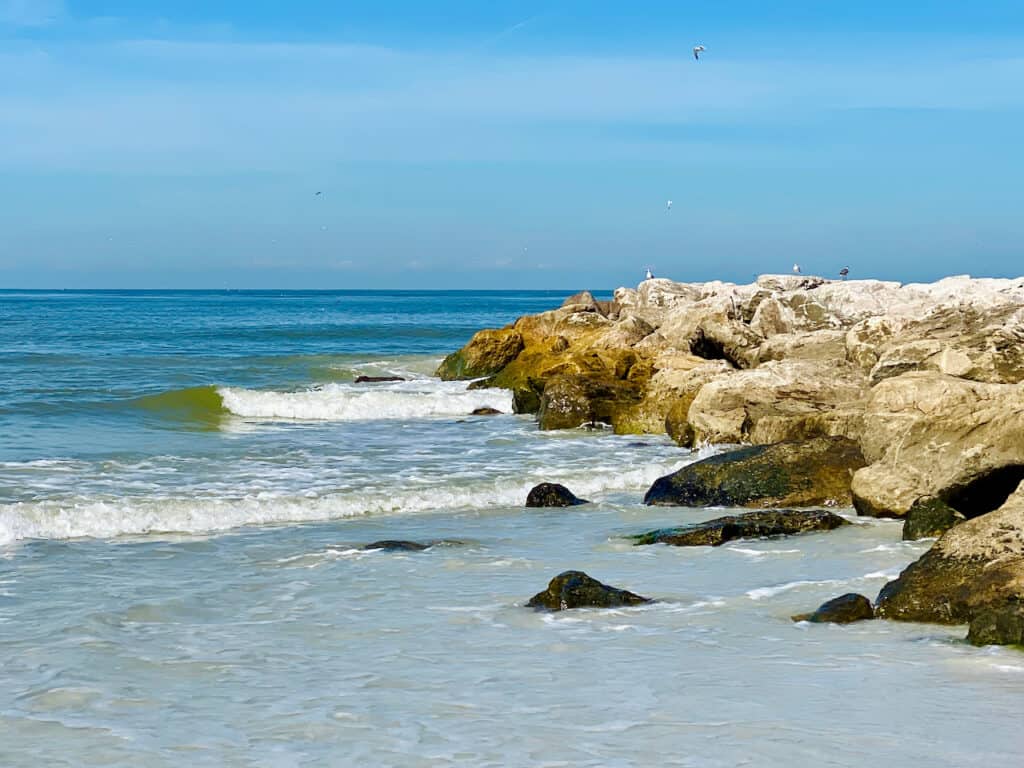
[0,457,683,544]
[746,579,846,601]
[218,379,513,422]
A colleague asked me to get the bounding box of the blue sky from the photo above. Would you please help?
[1,1,1022,289]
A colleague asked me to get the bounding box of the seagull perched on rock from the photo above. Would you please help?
[839,266,849,280]
[645,266,655,280]
[792,263,802,274]
[693,45,706,61]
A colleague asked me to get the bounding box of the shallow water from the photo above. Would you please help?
[1,290,1021,766]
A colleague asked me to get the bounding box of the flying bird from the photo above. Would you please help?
[693,45,706,61]
[792,263,802,274]
[315,191,322,196]
[666,200,673,211]
[839,266,849,280]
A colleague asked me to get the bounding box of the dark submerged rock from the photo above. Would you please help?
[644,437,865,508]
[354,375,406,383]
[967,601,1024,647]
[632,509,849,547]
[792,593,875,624]
[525,483,590,508]
[470,407,503,416]
[902,496,965,540]
[360,540,462,552]
[526,570,651,611]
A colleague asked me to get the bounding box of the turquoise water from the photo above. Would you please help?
[1,290,1022,766]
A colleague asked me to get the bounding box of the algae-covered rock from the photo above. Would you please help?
[875,481,1024,624]
[526,570,651,611]
[644,437,866,508]
[632,509,849,547]
[902,497,965,541]
[435,328,524,380]
[360,540,464,552]
[967,602,1024,647]
[792,593,874,624]
[537,373,644,430]
[525,483,589,508]
[470,407,503,416]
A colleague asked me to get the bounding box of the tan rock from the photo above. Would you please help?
[850,372,1024,517]
[687,360,869,445]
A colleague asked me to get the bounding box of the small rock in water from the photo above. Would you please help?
[359,540,462,552]
[470,407,503,416]
[354,375,406,383]
[792,593,875,624]
[632,509,849,547]
[902,496,965,540]
[526,570,651,611]
[966,602,1024,647]
[525,483,590,508]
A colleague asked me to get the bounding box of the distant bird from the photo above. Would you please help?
[645,266,655,280]
[839,266,849,280]
[792,263,802,274]
[666,200,673,211]
[693,45,706,61]
[315,191,322,196]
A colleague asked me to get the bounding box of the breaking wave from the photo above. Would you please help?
[0,457,684,545]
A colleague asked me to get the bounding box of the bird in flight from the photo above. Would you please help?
[693,45,706,61]
[792,263,802,274]
[839,267,849,280]
[315,191,322,196]
[666,200,673,211]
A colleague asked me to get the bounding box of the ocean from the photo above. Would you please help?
[1,289,1021,766]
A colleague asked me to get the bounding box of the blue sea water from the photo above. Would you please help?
[1,290,1021,767]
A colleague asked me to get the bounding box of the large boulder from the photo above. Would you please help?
[850,372,1024,518]
[686,360,868,445]
[792,593,875,624]
[436,328,524,380]
[644,437,866,508]
[967,602,1024,646]
[632,509,849,547]
[874,481,1024,624]
[526,571,652,611]
[525,483,589,508]
[537,372,645,430]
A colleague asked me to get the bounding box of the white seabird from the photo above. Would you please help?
[666,200,673,211]
[645,266,655,280]
[792,263,801,274]
[693,45,706,61]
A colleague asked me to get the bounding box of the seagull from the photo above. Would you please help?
[839,266,849,280]
[666,200,673,211]
[792,263,802,274]
[315,191,322,196]
[693,45,706,61]
[645,266,655,280]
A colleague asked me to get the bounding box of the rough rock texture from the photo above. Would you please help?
[436,279,1024,482]
[632,510,849,547]
[967,601,1024,646]
[686,361,868,445]
[792,593,875,624]
[436,327,524,380]
[902,497,965,541]
[525,483,590,508]
[644,437,866,508]
[526,571,651,611]
[874,481,1024,624]
[850,372,1024,518]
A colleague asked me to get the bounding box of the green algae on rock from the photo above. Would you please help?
[526,570,651,611]
[436,327,524,381]
[632,509,849,547]
[792,593,874,624]
[902,497,965,541]
[525,483,589,508]
[644,437,866,508]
